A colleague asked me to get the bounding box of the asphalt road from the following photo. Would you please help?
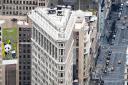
[92,1,128,85]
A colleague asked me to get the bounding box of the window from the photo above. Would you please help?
[61,66,63,70]
[19,71,21,75]
[20,1,22,4]
[23,44,26,47]
[49,43,51,55]
[27,49,30,53]
[27,55,30,58]
[61,58,63,62]
[19,66,21,69]
[44,37,46,49]
[16,1,18,4]
[19,82,21,85]
[19,34,21,36]
[60,49,64,55]
[27,39,30,42]
[26,7,28,10]
[23,39,26,42]
[10,11,12,15]
[23,55,26,58]
[29,7,31,10]
[23,66,26,69]
[19,27,22,31]
[3,12,5,15]
[19,77,21,80]
[19,39,21,42]
[19,7,21,10]
[23,1,25,4]
[27,62,30,64]
[60,57,63,62]
[84,43,86,47]
[27,44,30,47]
[19,62,21,64]
[26,1,28,4]
[6,12,8,14]
[23,71,26,74]
[27,77,30,80]
[61,43,63,47]
[23,77,26,80]
[55,48,57,59]
[59,80,63,84]
[52,45,54,57]
[27,66,30,69]
[23,50,26,53]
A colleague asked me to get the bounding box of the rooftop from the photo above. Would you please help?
[28,6,95,41]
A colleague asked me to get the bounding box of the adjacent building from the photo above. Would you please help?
[0,0,58,16]
[28,5,98,85]
[0,19,18,85]
[0,20,4,85]
[0,17,32,85]
[58,0,98,11]
[2,60,17,85]
[58,0,77,5]
[124,47,128,85]
[18,21,31,85]
[73,10,98,85]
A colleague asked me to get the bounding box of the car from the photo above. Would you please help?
[106,60,109,65]
[118,60,121,64]
[113,34,116,38]
[117,18,120,20]
[101,8,104,12]
[121,27,124,30]
[126,1,128,6]
[108,50,112,53]
[110,42,114,45]
[103,69,107,73]
[100,80,104,85]
[118,12,121,17]
[106,56,110,60]
[123,23,125,25]
[124,16,127,19]
[111,66,114,71]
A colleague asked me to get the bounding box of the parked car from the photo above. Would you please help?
[106,56,110,60]
[111,66,114,71]
[118,60,121,64]
[121,27,124,30]
[106,60,109,65]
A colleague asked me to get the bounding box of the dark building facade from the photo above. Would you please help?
[18,24,31,85]
[5,64,16,85]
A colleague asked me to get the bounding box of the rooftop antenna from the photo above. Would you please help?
[79,0,81,10]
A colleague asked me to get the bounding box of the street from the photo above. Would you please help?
[92,1,128,85]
